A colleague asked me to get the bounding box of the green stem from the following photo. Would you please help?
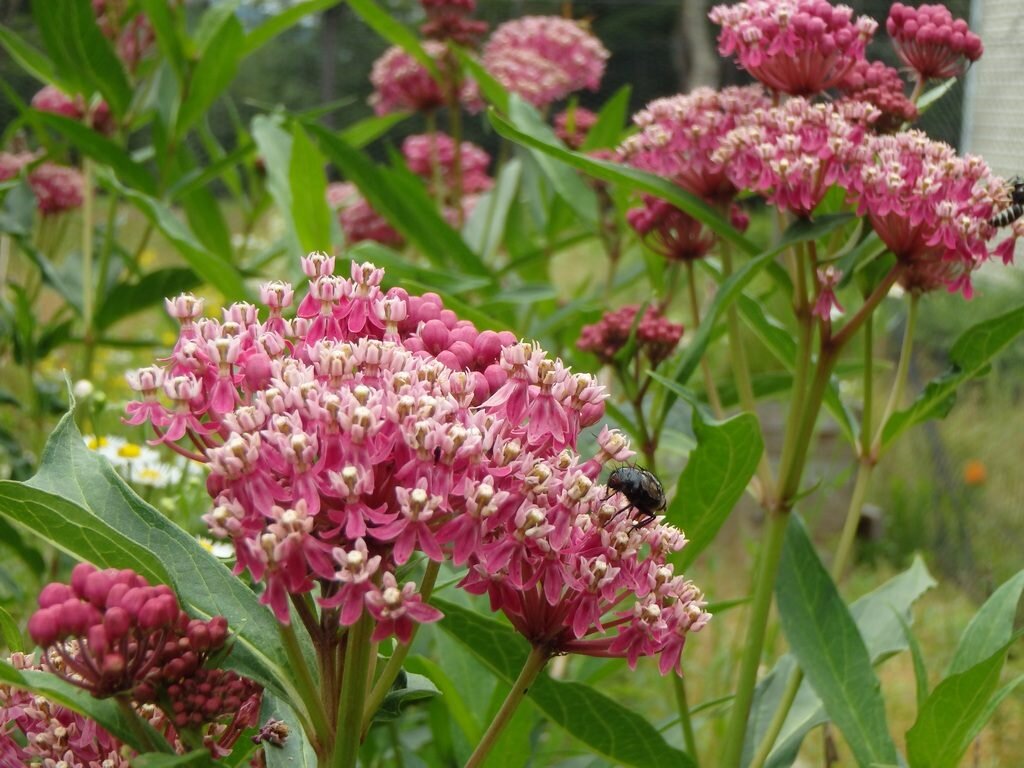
[95,189,120,303]
[719,510,789,768]
[80,159,95,380]
[362,561,441,732]
[672,673,699,765]
[333,611,375,768]
[861,314,874,455]
[465,646,550,768]
[748,663,802,768]
[870,293,919,457]
[686,260,724,419]
[279,621,330,755]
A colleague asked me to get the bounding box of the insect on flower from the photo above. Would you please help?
[989,176,1024,228]
[606,465,667,528]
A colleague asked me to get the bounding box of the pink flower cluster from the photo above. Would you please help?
[27,564,261,756]
[620,86,770,202]
[31,84,114,134]
[578,304,684,367]
[482,16,609,108]
[709,0,877,96]
[837,59,917,133]
[714,98,879,217]
[328,181,405,248]
[0,151,84,215]
[626,197,719,262]
[127,254,710,672]
[370,41,479,115]
[845,131,1014,296]
[92,0,165,71]
[1,652,132,767]
[420,0,487,46]
[887,3,983,81]
[403,132,493,199]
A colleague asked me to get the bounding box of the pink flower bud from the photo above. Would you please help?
[28,607,61,646]
[38,582,73,608]
[103,606,131,639]
[420,319,449,353]
[71,562,97,597]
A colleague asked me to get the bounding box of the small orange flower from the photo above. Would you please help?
[963,459,987,487]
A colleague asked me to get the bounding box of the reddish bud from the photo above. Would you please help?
[473,330,502,365]
[420,319,449,353]
[103,606,132,639]
[70,562,97,597]
[38,582,73,608]
[28,607,61,647]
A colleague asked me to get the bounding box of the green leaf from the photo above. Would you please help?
[653,250,775,427]
[451,46,508,111]
[0,25,59,87]
[0,604,23,651]
[0,407,308,710]
[289,123,332,253]
[580,85,632,151]
[339,111,410,149]
[243,0,341,57]
[775,515,898,767]
[33,112,156,194]
[404,654,483,744]
[489,108,758,254]
[507,97,598,225]
[434,599,694,768]
[94,267,201,332]
[180,185,233,260]
[906,644,1011,768]
[32,0,132,116]
[374,670,441,722]
[747,557,935,767]
[894,609,930,711]
[463,158,522,260]
[133,751,217,767]
[139,0,188,79]
[883,305,1024,446]
[100,171,248,300]
[346,0,439,77]
[667,411,763,570]
[0,659,167,752]
[948,569,1024,675]
[176,13,244,137]
[261,694,318,768]
[0,180,36,236]
[310,124,488,275]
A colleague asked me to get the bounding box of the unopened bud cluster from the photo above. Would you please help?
[578,305,684,367]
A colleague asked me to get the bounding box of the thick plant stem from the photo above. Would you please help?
[719,510,789,768]
[465,646,550,768]
[332,612,375,768]
[361,561,441,732]
[686,260,724,419]
[280,621,330,752]
[673,673,699,765]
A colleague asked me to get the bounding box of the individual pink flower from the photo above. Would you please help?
[578,304,684,366]
[483,16,609,108]
[370,41,479,115]
[714,97,879,217]
[886,3,983,81]
[129,253,709,674]
[837,58,917,132]
[846,130,1015,295]
[31,84,114,133]
[709,0,877,96]
[813,265,844,319]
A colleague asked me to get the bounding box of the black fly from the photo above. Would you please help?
[989,176,1024,228]
[606,466,666,529]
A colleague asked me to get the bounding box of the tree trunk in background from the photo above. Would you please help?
[320,4,346,128]
[672,0,719,91]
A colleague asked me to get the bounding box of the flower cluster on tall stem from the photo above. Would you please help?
[127,254,710,686]
[369,41,479,115]
[709,0,877,96]
[886,3,983,82]
[482,16,609,108]
[0,151,85,215]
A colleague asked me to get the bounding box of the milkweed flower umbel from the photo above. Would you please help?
[0,151,85,215]
[482,16,609,108]
[369,41,479,115]
[886,3,983,82]
[127,254,710,674]
[578,305,684,367]
[709,0,877,96]
[846,131,1015,296]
